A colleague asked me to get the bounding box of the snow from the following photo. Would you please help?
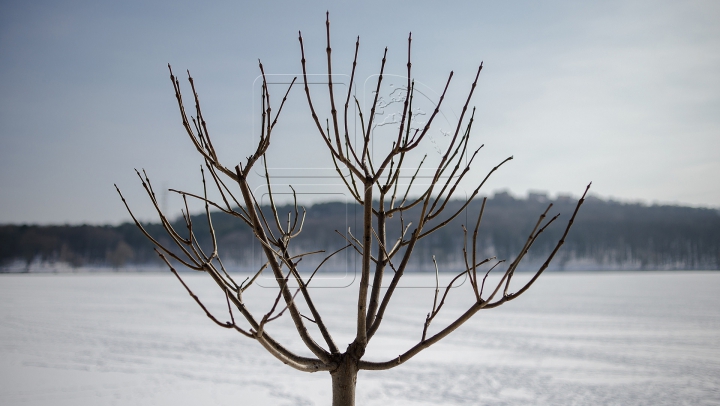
[1,271,719,405]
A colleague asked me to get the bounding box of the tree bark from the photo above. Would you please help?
[331,355,358,406]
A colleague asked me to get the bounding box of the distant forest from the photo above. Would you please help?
[1,193,719,272]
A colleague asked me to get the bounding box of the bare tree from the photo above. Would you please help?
[116,14,589,406]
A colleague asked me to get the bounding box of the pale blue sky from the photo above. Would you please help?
[1,0,718,224]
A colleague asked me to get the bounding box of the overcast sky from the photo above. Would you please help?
[1,0,718,225]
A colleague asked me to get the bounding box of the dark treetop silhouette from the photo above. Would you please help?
[4,197,719,271]
[116,14,589,406]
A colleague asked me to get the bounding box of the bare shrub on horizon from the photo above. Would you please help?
[116,13,589,406]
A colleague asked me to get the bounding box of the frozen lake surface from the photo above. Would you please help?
[1,271,719,405]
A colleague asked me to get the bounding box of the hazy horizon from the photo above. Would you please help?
[2,188,717,228]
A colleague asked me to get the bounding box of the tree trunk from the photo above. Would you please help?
[331,356,358,406]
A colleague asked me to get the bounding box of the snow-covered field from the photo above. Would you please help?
[1,271,719,405]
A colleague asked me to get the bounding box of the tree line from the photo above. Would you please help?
[1,193,718,272]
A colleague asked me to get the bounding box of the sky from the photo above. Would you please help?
[1,0,718,225]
